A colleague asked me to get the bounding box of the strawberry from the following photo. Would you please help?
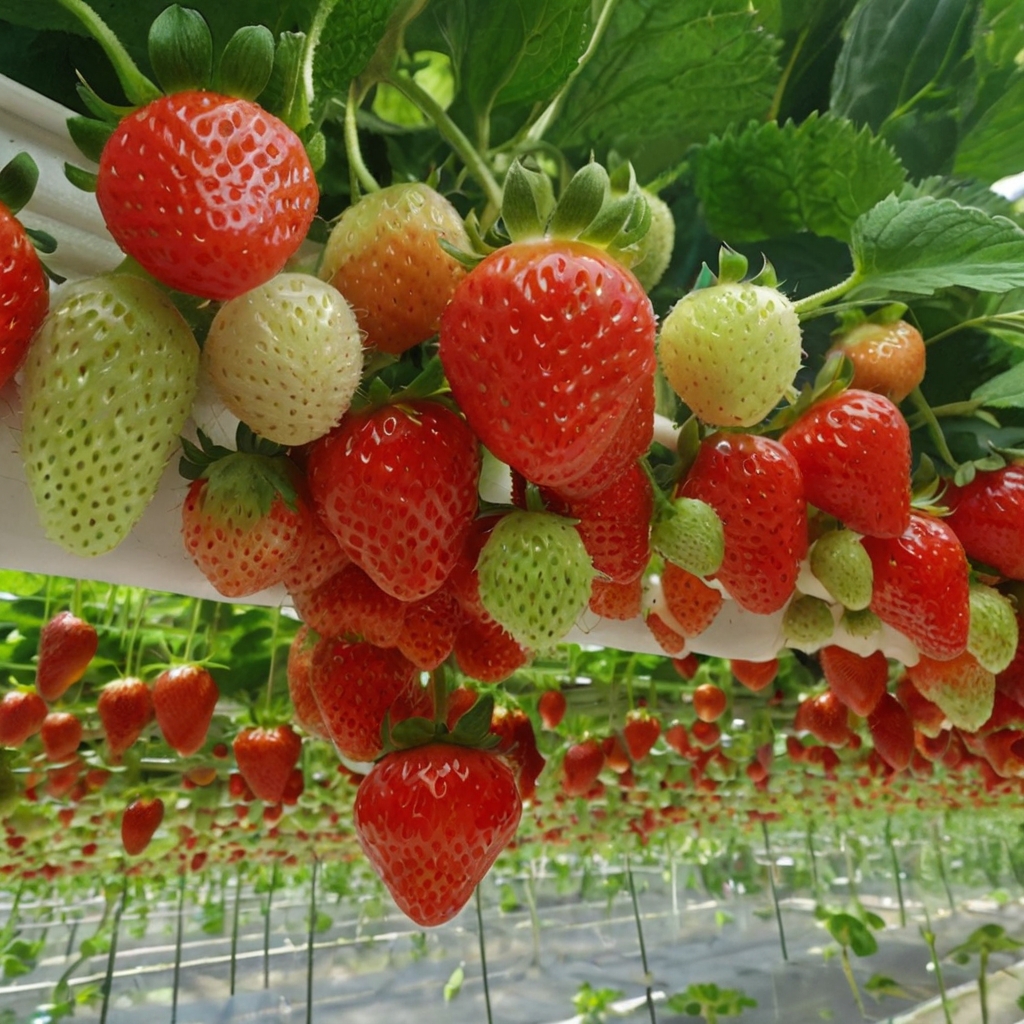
[602,734,632,773]
[490,706,546,801]
[439,239,657,493]
[861,514,970,661]
[396,588,464,671]
[292,562,407,647]
[808,530,874,611]
[319,183,472,355]
[794,691,851,747]
[907,651,995,732]
[895,674,946,738]
[121,797,164,856]
[827,319,925,404]
[447,514,503,623]
[866,693,914,772]
[36,611,97,703]
[354,744,521,926]
[608,189,675,291]
[477,511,594,648]
[97,678,153,760]
[20,274,198,556]
[646,610,687,654]
[452,614,531,683]
[731,658,779,692]
[538,690,567,730]
[0,691,48,747]
[661,563,724,636]
[944,464,1024,580]
[780,389,911,539]
[690,720,721,750]
[651,496,725,580]
[819,646,888,717]
[287,627,329,740]
[967,583,1018,674]
[203,275,364,446]
[692,684,727,723]
[309,637,428,763]
[589,577,644,620]
[152,665,219,757]
[232,725,303,804]
[561,739,605,796]
[673,654,700,680]
[40,712,83,762]
[281,515,352,596]
[659,280,802,427]
[622,710,661,762]
[679,433,806,614]
[97,91,317,301]
[782,595,835,646]
[181,430,313,598]
[0,153,48,389]
[308,399,481,601]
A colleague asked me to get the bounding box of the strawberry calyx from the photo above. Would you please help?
[0,153,62,281]
[380,691,500,756]
[758,351,855,437]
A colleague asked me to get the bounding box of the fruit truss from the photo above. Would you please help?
[4,0,1024,967]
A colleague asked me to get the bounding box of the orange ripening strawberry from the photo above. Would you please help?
[867,693,914,772]
[794,691,852,747]
[561,739,605,797]
[661,563,724,636]
[121,797,164,856]
[96,91,317,302]
[944,464,1024,580]
[538,690,567,730]
[731,658,779,692]
[861,514,970,661]
[36,611,98,703]
[287,626,330,741]
[781,389,911,539]
[692,684,727,723]
[309,399,481,601]
[589,577,643,620]
[40,712,83,762]
[679,433,806,614]
[645,611,686,655]
[152,665,219,757]
[319,183,472,355]
[819,646,888,717]
[97,678,153,760]
[0,690,48,746]
[354,744,522,926]
[827,319,925,404]
[233,725,303,805]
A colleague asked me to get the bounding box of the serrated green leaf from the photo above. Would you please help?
[849,196,1024,298]
[550,0,781,180]
[898,175,1020,218]
[973,360,1024,407]
[311,0,399,102]
[693,114,906,243]
[955,72,1024,183]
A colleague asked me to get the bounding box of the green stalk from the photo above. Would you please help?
[524,864,542,967]
[306,859,318,1024]
[626,856,657,1024]
[475,885,494,1024]
[792,271,861,317]
[263,605,283,715]
[762,821,788,962]
[229,865,242,996]
[182,599,203,663]
[171,873,186,1024]
[921,910,953,1024]
[908,388,961,473]
[932,824,955,914]
[98,885,127,1024]
[840,945,867,1019]
[889,839,906,928]
[806,823,820,902]
[344,82,380,196]
[263,870,276,989]
[979,949,989,1024]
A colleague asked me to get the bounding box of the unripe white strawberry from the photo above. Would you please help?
[659,282,802,427]
[203,274,363,446]
[967,583,1018,674]
[810,530,873,611]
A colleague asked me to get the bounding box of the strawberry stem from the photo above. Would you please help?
[183,599,203,663]
[792,271,861,318]
[263,867,276,988]
[344,81,380,197]
[263,606,283,717]
[474,885,494,1024]
[97,883,126,1024]
[908,387,961,473]
[762,820,788,961]
[229,865,242,995]
[625,855,658,1024]
[305,857,318,1024]
[171,872,186,1024]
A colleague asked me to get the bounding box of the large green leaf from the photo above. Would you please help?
[311,0,400,102]
[549,0,781,179]
[955,73,1024,183]
[973,360,1024,408]
[693,114,906,243]
[849,196,1024,297]
[826,912,878,956]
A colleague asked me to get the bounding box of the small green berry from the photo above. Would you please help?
[651,497,724,578]
[968,583,1019,674]
[810,530,873,611]
[783,594,835,645]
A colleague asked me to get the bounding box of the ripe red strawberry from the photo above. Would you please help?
[794,691,851,747]
[232,725,303,804]
[453,614,531,683]
[121,797,164,856]
[680,433,806,614]
[867,693,914,772]
[692,684,727,723]
[673,654,700,680]
[287,627,330,740]
[40,712,83,761]
[907,650,994,732]
[490,706,546,801]
[945,464,1024,580]
[291,562,407,647]
[35,611,98,703]
[690,719,721,750]
[861,514,970,661]
[602,733,632,773]
[645,611,686,655]
[447,514,503,623]
[731,658,779,692]
[96,91,317,301]
[661,563,724,636]
[354,744,522,926]
[309,637,428,762]
[623,710,661,762]
[97,678,153,760]
[561,738,605,796]
[440,239,657,493]
[319,182,472,355]
[781,389,911,538]
[152,665,219,757]
[895,674,946,738]
[0,690,48,746]
[308,400,481,601]
[819,646,888,717]
[538,690,567,730]
[827,319,925,404]
[396,588,465,671]
[281,516,351,596]
[589,577,644,620]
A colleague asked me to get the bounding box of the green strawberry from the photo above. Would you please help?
[609,189,674,292]
[967,583,1018,674]
[202,273,363,447]
[659,281,802,427]
[20,274,198,556]
[477,511,594,649]
[650,496,724,578]
[809,530,873,611]
[783,595,835,645]
[841,607,882,639]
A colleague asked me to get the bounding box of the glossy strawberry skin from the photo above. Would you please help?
[396,588,465,671]
[40,711,83,761]
[781,389,910,539]
[97,678,153,760]
[0,203,48,388]
[0,691,48,747]
[308,400,481,602]
[452,614,531,683]
[861,514,970,661]
[867,693,914,772]
[96,91,317,301]
[232,725,303,805]
[679,433,807,614]
[354,744,522,927]
[152,665,219,757]
[36,611,98,703]
[623,711,661,762]
[440,239,656,492]
[819,646,888,717]
[945,464,1024,579]
[287,626,330,741]
[121,797,164,856]
[538,690,567,730]
[561,738,605,796]
[661,563,724,636]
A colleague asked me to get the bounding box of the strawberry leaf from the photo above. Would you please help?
[0,152,38,215]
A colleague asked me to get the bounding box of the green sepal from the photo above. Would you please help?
[0,152,38,215]
[501,160,550,242]
[691,262,716,291]
[304,130,327,172]
[64,164,98,193]
[608,190,651,251]
[234,421,290,459]
[717,245,748,284]
[203,451,301,521]
[675,416,702,480]
[148,5,213,95]
[66,116,114,165]
[759,353,852,436]
[393,355,448,403]
[447,693,495,746]
[75,80,133,123]
[580,190,640,247]
[23,228,58,256]
[388,715,438,749]
[749,258,778,289]
[262,31,311,133]
[438,237,485,270]
[548,161,609,240]
[216,24,275,100]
